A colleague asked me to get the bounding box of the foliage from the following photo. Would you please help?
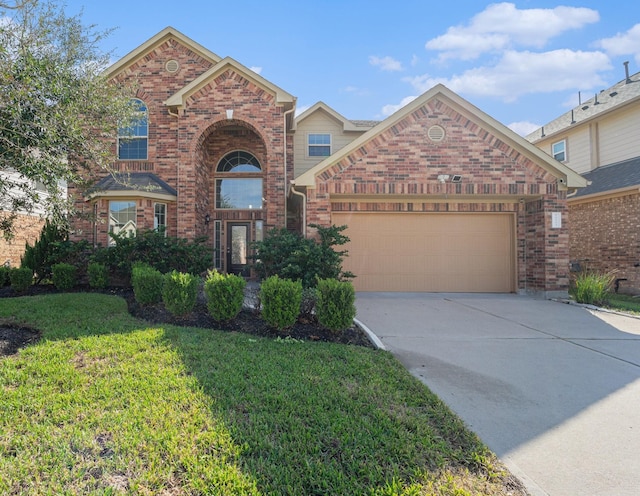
[315,278,357,332]
[20,219,67,283]
[94,229,212,278]
[51,262,76,290]
[0,266,9,286]
[572,270,616,305]
[260,275,302,330]
[87,262,108,289]
[602,293,640,314]
[0,0,138,236]
[300,287,317,320]
[131,263,163,305]
[0,292,515,496]
[9,266,32,292]
[162,270,200,316]
[251,224,354,288]
[204,269,246,322]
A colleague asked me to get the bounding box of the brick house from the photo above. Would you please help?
[527,64,640,293]
[71,27,586,296]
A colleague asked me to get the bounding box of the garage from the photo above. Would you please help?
[333,212,515,292]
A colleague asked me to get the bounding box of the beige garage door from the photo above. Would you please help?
[332,212,515,292]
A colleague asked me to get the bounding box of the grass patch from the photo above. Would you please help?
[0,293,523,495]
[602,293,640,315]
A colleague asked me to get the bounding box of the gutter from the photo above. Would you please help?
[283,104,296,228]
[289,182,306,236]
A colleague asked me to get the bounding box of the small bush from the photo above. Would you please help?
[316,278,356,332]
[131,264,163,305]
[10,267,33,292]
[573,270,616,305]
[51,263,77,290]
[0,266,9,286]
[204,270,246,321]
[260,275,302,331]
[162,270,200,316]
[87,262,109,289]
[300,287,317,320]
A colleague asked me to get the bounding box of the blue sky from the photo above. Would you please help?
[63,0,640,135]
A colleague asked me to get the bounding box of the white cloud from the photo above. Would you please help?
[405,49,611,101]
[426,2,599,61]
[369,55,403,72]
[295,104,311,117]
[508,121,540,136]
[249,66,263,75]
[595,24,640,65]
[381,95,418,117]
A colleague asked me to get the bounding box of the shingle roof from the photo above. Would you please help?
[573,156,640,198]
[89,172,177,197]
[349,120,380,128]
[527,70,640,142]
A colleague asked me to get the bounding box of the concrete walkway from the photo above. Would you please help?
[355,293,640,496]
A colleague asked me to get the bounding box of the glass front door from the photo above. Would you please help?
[227,222,250,275]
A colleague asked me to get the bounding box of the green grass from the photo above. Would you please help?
[603,293,640,314]
[0,293,522,495]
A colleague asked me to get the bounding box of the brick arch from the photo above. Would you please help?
[192,117,269,162]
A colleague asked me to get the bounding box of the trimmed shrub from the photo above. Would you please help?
[300,287,317,320]
[162,270,200,316]
[316,278,356,332]
[51,263,77,290]
[10,267,33,292]
[131,264,163,305]
[573,270,616,305]
[0,266,9,286]
[260,275,302,331]
[204,270,246,322]
[87,262,109,289]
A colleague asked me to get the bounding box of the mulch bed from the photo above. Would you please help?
[0,284,375,357]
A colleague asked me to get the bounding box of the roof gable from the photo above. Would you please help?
[295,102,376,132]
[164,56,295,110]
[294,84,586,189]
[104,26,222,79]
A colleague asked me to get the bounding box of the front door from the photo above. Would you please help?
[227,222,250,275]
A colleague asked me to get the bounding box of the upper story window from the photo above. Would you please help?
[308,133,331,157]
[118,99,148,160]
[552,139,566,162]
[215,151,263,209]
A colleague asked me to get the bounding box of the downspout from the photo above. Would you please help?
[283,104,296,229]
[290,182,306,237]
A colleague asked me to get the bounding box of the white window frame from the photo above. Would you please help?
[552,139,567,162]
[154,202,167,235]
[307,133,332,157]
[118,98,148,160]
[108,200,137,246]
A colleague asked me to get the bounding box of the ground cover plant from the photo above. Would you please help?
[0,293,526,495]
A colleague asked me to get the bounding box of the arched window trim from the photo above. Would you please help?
[215,150,263,210]
[216,150,261,173]
[118,98,148,160]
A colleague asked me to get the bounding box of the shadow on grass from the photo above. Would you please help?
[0,292,524,495]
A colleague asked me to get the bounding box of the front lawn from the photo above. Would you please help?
[604,293,640,314]
[0,293,525,495]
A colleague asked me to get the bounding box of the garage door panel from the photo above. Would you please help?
[333,212,514,292]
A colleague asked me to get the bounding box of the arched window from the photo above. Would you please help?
[118,99,148,160]
[215,151,263,209]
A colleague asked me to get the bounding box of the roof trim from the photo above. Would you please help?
[568,185,640,204]
[294,84,587,189]
[104,26,222,79]
[85,172,178,202]
[164,56,295,109]
[294,102,372,132]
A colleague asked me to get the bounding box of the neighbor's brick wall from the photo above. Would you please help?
[0,213,45,267]
[569,193,640,293]
[306,97,570,294]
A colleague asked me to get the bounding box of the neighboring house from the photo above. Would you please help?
[527,64,640,292]
[70,27,586,296]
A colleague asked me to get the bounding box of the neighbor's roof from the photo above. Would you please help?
[86,172,177,201]
[294,84,587,189]
[570,156,640,200]
[527,69,640,143]
[294,102,378,132]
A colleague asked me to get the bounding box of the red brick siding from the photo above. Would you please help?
[569,194,640,292]
[0,213,44,267]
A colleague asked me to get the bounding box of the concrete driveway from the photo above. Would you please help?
[355,293,640,496]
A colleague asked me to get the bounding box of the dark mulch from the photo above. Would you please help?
[0,284,375,357]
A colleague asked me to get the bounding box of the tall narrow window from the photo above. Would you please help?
[308,133,331,157]
[552,139,566,162]
[118,99,148,160]
[214,220,222,269]
[109,200,136,246]
[154,203,166,234]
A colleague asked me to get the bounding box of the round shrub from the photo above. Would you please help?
[316,278,356,332]
[204,270,246,321]
[260,275,302,331]
[162,270,200,316]
[87,262,109,289]
[131,264,163,305]
[10,267,33,293]
[51,263,77,290]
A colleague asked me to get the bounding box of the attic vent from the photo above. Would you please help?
[427,125,445,142]
[165,60,180,73]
